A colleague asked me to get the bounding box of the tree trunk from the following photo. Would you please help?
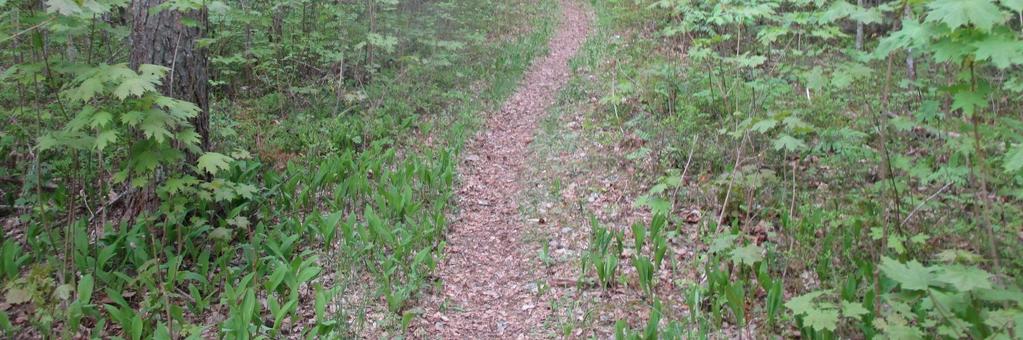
[855,0,864,50]
[129,0,210,152]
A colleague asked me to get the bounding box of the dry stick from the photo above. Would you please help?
[901,182,952,227]
[967,62,1003,274]
[788,156,797,219]
[872,32,904,312]
[0,16,55,44]
[671,134,699,214]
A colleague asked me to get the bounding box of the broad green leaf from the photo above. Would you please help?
[935,249,983,263]
[160,176,198,195]
[121,111,146,126]
[773,134,806,152]
[77,274,94,304]
[709,234,738,253]
[785,290,828,316]
[89,111,113,129]
[197,152,234,175]
[751,119,777,133]
[113,70,158,99]
[951,90,988,116]
[69,77,104,102]
[730,244,764,266]
[176,129,201,148]
[932,39,977,63]
[140,112,173,143]
[1004,144,1023,173]
[972,34,1023,69]
[235,183,258,199]
[925,0,1005,32]
[937,265,992,291]
[805,308,839,332]
[875,19,935,58]
[841,301,869,318]
[37,134,59,151]
[879,257,934,291]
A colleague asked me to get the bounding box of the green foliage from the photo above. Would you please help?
[586,218,623,289]
[0,0,556,337]
[587,0,1023,337]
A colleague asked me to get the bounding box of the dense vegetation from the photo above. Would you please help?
[2,0,1022,338]
[0,0,554,337]
[571,0,1023,338]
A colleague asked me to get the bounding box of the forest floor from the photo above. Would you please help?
[412,0,593,338]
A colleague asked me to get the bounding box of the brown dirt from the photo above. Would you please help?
[413,1,592,338]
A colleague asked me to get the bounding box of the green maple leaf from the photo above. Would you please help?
[709,234,739,253]
[972,34,1023,69]
[841,301,870,318]
[160,176,198,195]
[69,77,104,102]
[105,64,136,81]
[879,257,934,291]
[121,111,145,126]
[131,149,162,173]
[156,97,200,119]
[37,134,59,151]
[951,90,989,116]
[925,0,1005,32]
[931,39,976,63]
[140,112,173,143]
[937,265,993,291]
[111,67,161,100]
[751,119,777,133]
[875,19,935,58]
[234,183,258,199]
[89,111,112,128]
[1004,144,1023,173]
[730,244,764,266]
[634,195,671,214]
[785,290,828,316]
[176,129,201,148]
[197,152,234,175]
[773,134,807,152]
[94,130,118,151]
[805,308,839,332]
[114,75,156,99]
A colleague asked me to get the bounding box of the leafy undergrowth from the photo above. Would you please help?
[544,0,1023,338]
[0,0,554,338]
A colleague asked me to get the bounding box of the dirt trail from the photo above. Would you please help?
[415,1,591,338]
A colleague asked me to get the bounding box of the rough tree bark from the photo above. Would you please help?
[122,0,209,219]
[129,0,210,152]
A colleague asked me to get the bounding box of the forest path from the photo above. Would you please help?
[413,1,592,338]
